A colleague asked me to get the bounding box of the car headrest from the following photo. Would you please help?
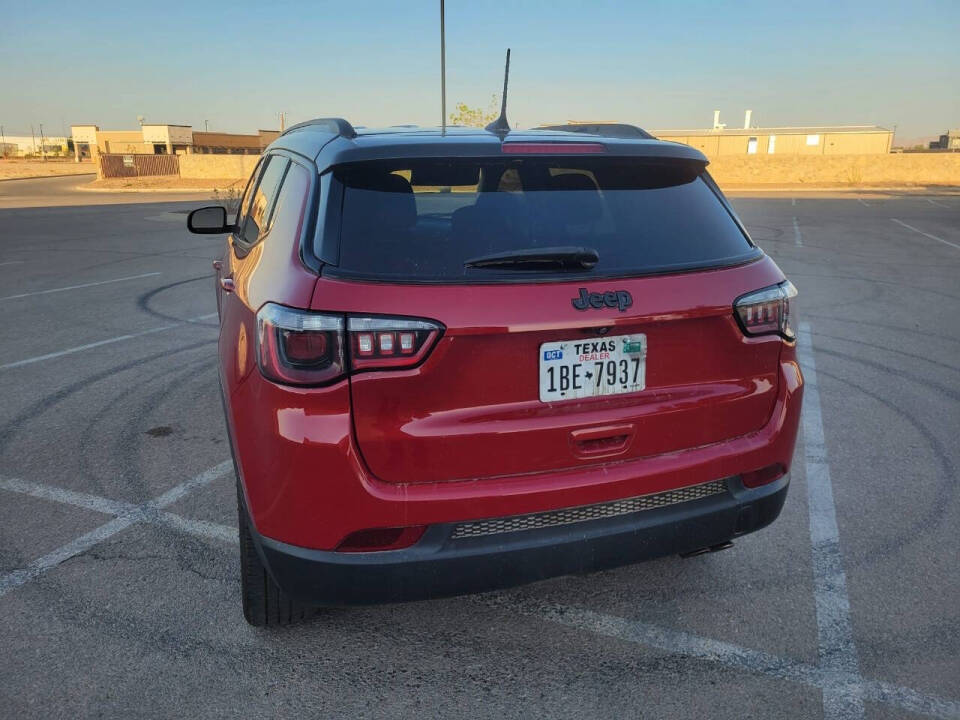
[550,172,602,223]
[345,171,417,233]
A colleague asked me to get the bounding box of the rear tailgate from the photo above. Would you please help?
[316,258,784,484]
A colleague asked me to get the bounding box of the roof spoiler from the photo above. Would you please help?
[536,123,654,140]
[281,117,357,139]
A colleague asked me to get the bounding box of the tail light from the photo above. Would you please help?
[348,317,442,371]
[257,304,345,386]
[256,303,443,386]
[734,280,798,340]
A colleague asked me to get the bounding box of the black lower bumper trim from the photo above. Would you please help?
[253,475,789,605]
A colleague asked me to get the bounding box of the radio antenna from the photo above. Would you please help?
[485,48,511,133]
[440,0,447,134]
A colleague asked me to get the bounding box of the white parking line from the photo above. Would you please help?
[487,598,960,720]
[856,198,870,208]
[3,467,960,718]
[793,217,803,247]
[798,322,864,718]
[154,511,237,544]
[0,472,239,547]
[792,198,796,206]
[0,312,218,371]
[0,460,232,599]
[0,475,132,515]
[0,260,25,266]
[926,198,949,208]
[891,218,960,250]
[0,271,161,302]
[0,515,142,598]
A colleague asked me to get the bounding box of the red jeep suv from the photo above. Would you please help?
[187,118,803,627]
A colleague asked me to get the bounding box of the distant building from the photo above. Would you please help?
[71,124,192,158]
[929,130,960,150]
[0,135,71,157]
[70,124,280,160]
[536,112,894,156]
[192,129,281,154]
[654,112,892,156]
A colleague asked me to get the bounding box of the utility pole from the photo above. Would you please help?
[31,125,36,158]
[204,119,209,132]
[39,123,46,161]
[440,0,446,133]
[0,125,5,159]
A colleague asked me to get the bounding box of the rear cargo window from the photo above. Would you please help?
[327,158,757,282]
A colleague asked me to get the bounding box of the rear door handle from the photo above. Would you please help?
[219,277,235,292]
[570,423,635,458]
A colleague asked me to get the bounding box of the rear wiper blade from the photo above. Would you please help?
[464,246,599,270]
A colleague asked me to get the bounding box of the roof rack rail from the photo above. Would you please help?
[281,117,357,139]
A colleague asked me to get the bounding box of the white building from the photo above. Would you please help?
[0,134,71,158]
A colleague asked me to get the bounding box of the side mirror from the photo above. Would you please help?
[187,206,234,234]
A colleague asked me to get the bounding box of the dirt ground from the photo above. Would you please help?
[82,177,245,192]
[0,159,97,180]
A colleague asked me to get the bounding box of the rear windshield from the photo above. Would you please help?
[325,158,757,282]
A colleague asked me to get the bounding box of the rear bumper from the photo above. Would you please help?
[228,356,803,551]
[253,474,789,605]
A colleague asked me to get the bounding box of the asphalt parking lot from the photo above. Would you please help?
[0,177,958,719]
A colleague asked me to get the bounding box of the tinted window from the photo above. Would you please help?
[329,158,756,282]
[240,156,289,245]
[234,158,264,227]
[267,162,311,244]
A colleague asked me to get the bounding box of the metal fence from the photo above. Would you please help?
[99,153,180,178]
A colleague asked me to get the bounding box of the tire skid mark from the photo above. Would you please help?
[804,314,960,348]
[814,366,957,562]
[814,347,960,402]
[75,355,217,504]
[788,272,960,303]
[810,331,960,374]
[136,275,215,324]
[0,340,217,452]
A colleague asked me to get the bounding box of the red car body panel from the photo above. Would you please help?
[326,256,786,484]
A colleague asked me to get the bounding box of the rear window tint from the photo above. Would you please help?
[327,158,756,282]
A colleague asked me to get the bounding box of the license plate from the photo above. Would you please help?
[539,334,646,403]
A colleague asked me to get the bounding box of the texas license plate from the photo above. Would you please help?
[539,334,646,403]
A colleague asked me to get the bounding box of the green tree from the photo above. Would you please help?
[449,94,500,127]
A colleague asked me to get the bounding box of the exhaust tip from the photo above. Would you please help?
[680,541,734,559]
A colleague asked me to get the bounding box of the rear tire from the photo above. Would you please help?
[237,481,313,627]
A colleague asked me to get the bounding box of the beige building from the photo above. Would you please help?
[653,112,892,156]
[72,124,193,157]
[193,129,280,154]
[70,124,277,160]
[655,125,893,156]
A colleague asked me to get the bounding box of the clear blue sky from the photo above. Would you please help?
[1,0,956,143]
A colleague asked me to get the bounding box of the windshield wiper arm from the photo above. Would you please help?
[464,246,599,270]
